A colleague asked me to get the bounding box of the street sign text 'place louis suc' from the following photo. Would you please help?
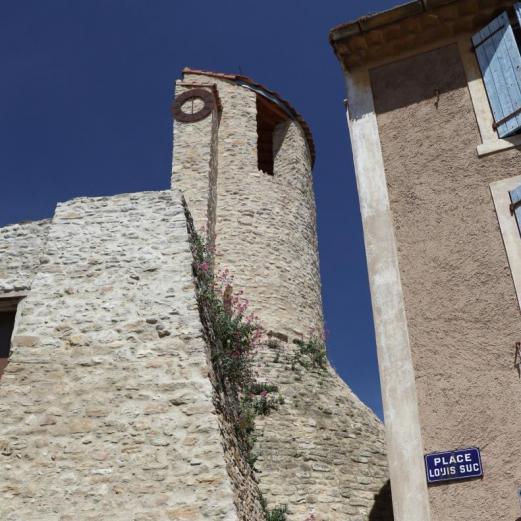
[425,447,483,484]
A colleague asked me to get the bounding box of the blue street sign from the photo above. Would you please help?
[425,447,483,484]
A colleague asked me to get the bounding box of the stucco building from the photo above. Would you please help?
[331,1,521,520]
[0,69,391,520]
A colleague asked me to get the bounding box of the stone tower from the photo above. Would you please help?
[0,68,390,521]
[172,69,391,520]
[172,68,323,340]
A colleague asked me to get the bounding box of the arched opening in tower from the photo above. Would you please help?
[256,95,288,176]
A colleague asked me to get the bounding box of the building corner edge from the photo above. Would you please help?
[344,67,431,521]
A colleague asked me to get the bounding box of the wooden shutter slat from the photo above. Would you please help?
[472,12,521,138]
[473,15,507,130]
[498,13,521,134]
[485,14,520,136]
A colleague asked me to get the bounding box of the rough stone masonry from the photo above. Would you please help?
[0,69,391,520]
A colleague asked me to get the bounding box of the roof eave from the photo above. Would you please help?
[329,0,515,70]
[181,67,316,168]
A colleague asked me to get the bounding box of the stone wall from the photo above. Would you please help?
[0,219,50,295]
[0,69,392,521]
[0,190,238,521]
[250,341,391,521]
[184,202,266,521]
[172,83,219,243]
[172,72,391,520]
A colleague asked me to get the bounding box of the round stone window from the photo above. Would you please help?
[172,88,214,123]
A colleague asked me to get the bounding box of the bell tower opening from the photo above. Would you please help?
[256,94,288,176]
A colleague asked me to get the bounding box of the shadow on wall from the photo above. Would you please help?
[370,44,467,115]
[369,480,394,521]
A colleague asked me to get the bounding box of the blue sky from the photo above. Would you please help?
[1,0,399,419]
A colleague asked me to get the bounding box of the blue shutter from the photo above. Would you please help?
[510,185,521,236]
[472,11,521,138]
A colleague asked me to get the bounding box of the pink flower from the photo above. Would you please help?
[198,261,209,272]
[260,390,268,398]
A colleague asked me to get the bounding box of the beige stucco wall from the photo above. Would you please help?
[370,42,521,520]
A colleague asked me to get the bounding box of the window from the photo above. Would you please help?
[0,299,19,377]
[472,6,521,139]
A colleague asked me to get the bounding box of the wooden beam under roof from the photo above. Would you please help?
[0,292,26,312]
[330,0,516,69]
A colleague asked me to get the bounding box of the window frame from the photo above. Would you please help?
[0,293,24,378]
[459,10,521,157]
[490,174,521,311]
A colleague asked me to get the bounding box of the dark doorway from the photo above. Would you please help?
[0,311,16,376]
[369,480,394,521]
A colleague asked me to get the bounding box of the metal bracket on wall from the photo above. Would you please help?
[514,342,521,377]
[493,106,521,130]
[510,199,521,215]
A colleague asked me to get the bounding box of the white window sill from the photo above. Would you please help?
[477,135,521,157]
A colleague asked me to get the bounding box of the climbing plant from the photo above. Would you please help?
[191,232,262,390]
[292,335,327,371]
[188,228,287,521]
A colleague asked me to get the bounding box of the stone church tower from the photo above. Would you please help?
[0,68,390,520]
